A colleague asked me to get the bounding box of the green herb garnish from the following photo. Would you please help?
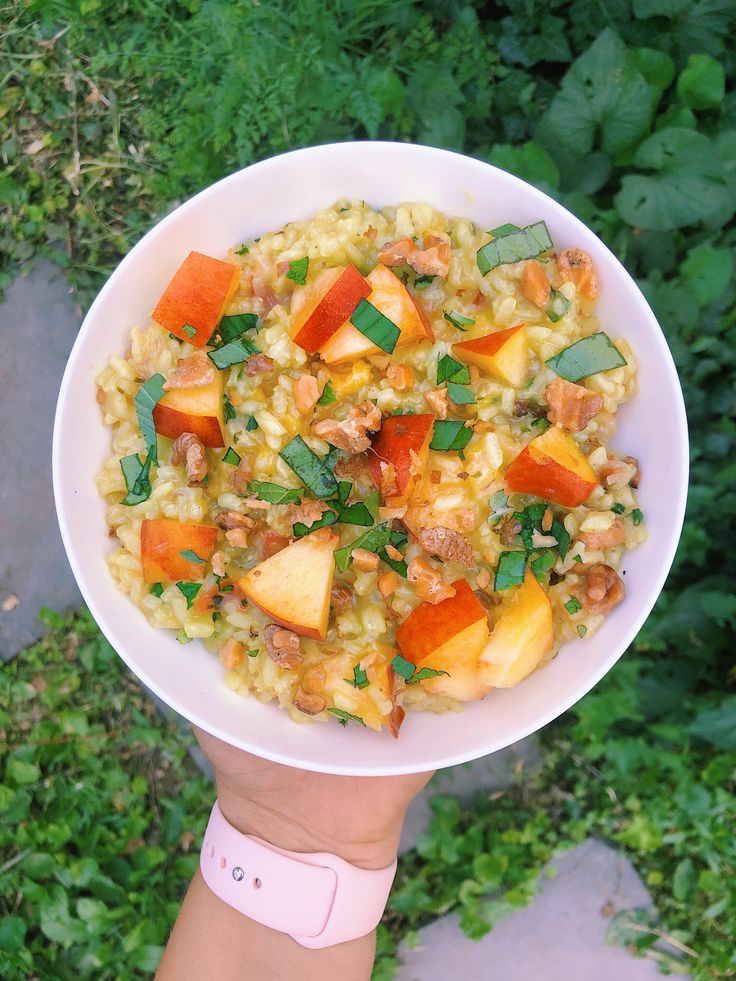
[176,582,202,609]
[222,447,241,466]
[245,416,259,431]
[218,313,258,344]
[530,550,556,580]
[181,323,197,339]
[120,444,156,506]
[546,289,571,323]
[223,394,236,422]
[477,221,553,275]
[488,223,521,238]
[178,549,205,564]
[632,508,644,526]
[437,354,471,385]
[565,597,582,615]
[391,654,449,684]
[611,503,626,514]
[318,380,336,405]
[443,311,475,331]
[531,416,551,432]
[235,243,249,255]
[495,551,527,590]
[279,435,339,499]
[246,480,301,505]
[328,708,366,728]
[489,489,512,525]
[150,583,164,598]
[546,332,627,382]
[350,298,400,354]
[134,373,166,464]
[286,256,309,285]
[336,501,375,526]
[344,665,370,690]
[334,523,392,572]
[208,337,260,370]
[447,381,476,405]
[430,420,473,453]
[413,274,435,289]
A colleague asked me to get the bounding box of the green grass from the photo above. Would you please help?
[2,0,736,977]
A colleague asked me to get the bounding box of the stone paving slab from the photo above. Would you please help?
[0,260,83,661]
[395,839,679,981]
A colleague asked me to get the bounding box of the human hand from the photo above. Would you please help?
[194,726,433,870]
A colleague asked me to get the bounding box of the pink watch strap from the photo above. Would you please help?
[200,801,397,948]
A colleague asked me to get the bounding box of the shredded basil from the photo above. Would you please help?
[246,480,301,505]
[235,243,249,255]
[350,298,400,354]
[546,289,571,323]
[494,551,527,590]
[437,354,470,385]
[336,502,375,526]
[531,416,551,432]
[632,508,644,526]
[286,256,309,285]
[208,337,260,370]
[217,313,258,345]
[391,654,449,684]
[488,223,521,238]
[546,332,627,382]
[181,323,197,339]
[223,394,236,422]
[447,381,476,405]
[443,311,475,331]
[328,707,366,727]
[344,665,370,690]
[334,523,392,572]
[409,666,451,683]
[150,583,164,598]
[611,503,626,514]
[279,435,339,499]
[120,444,156,506]
[413,274,435,289]
[245,416,259,431]
[489,489,512,525]
[292,509,339,538]
[222,447,241,466]
[178,549,205,564]
[477,221,553,275]
[552,519,571,560]
[530,550,556,580]
[430,420,473,453]
[565,597,582,615]
[318,380,336,405]
[134,373,166,464]
[246,648,258,657]
[176,582,202,609]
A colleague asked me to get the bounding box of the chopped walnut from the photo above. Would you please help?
[378,460,398,498]
[577,518,626,551]
[330,584,353,611]
[544,378,603,432]
[171,432,208,485]
[294,688,327,716]
[163,352,215,390]
[558,248,598,300]
[407,557,456,605]
[295,374,321,415]
[211,550,227,578]
[378,235,451,278]
[231,458,253,495]
[244,354,275,376]
[573,563,624,614]
[476,567,491,590]
[351,548,380,572]
[219,639,244,670]
[264,624,303,669]
[386,363,415,390]
[313,401,382,453]
[423,387,449,420]
[286,499,330,527]
[520,259,551,308]
[419,526,474,566]
[384,543,403,562]
[599,456,639,490]
[378,571,400,598]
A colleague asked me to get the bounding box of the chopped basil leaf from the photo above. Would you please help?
[150,583,164,598]
[430,420,473,453]
[235,243,249,255]
[220,584,234,593]
[552,518,571,560]
[577,625,588,638]
[546,333,627,382]
[565,597,582,615]
[334,523,392,572]
[531,416,551,432]
[176,629,193,645]
[222,447,241,466]
[379,547,408,578]
[495,551,527,590]
[413,274,434,289]
[286,257,309,285]
[323,446,341,472]
[134,373,165,464]
[443,310,475,331]
[632,508,644,526]
[337,481,352,505]
[179,549,206,564]
[279,435,339,499]
[212,612,221,622]
[336,502,374,526]
[350,298,400,354]
[168,332,182,342]
[344,665,370,690]
[447,381,476,405]
[328,707,366,727]
[531,550,556,580]
[364,490,381,520]
[223,393,236,422]
[208,337,260,371]
[611,503,626,514]
[437,354,470,385]
[390,654,448,684]
[176,582,202,609]
[489,489,512,525]
[120,444,156,506]
[181,323,197,339]
[318,380,336,405]
[573,554,583,564]
[292,509,338,538]
[546,289,571,323]
[489,223,521,238]
[218,313,258,344]
[247,648,258,657]
[246,480,301,505]
[477,221,553,275]
[245,416,259,431]
[390,529,409,548]
[409,666,450,684]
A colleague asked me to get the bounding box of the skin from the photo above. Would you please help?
[156,727,433,981]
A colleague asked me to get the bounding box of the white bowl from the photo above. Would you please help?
[53,142,688,776]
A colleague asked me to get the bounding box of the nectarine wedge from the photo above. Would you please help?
[140,518,218,583]
[151,251,240,347]
[479,570,553,687]
[153,370,226,448]
[290,265,371,353]
[368,413,434,507]
[238,529,338,639]
[504,425,596,507]
[452,325,528,388]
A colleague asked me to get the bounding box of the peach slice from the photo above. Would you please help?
[151,251,240,347]
[140,518,218,583]
[319,265,433,364]
[153,370,226,448]
[452,324,528,387]
[290,265,371,353]
[238,529,338,639]
[368,413,434,507]
[396,580,492,701]
[479,570,553,687]
[504,425,596,507]
[318,643,398,732]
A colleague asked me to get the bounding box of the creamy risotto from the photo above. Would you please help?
[96,200,645,736]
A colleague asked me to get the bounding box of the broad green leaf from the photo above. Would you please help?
[689,696,736,750]
[0,916,27,953]
[630,47,675,99]
[488,142,560,191]
[677,53,725,110]
[615,128,733,230]
[681,244,733,305]
[536,30,653,158]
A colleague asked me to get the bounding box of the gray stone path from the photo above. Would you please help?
[0,260,82,661]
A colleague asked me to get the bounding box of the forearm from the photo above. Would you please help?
[157,869,376,981]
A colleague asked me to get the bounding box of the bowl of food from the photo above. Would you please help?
[52,141,688,775]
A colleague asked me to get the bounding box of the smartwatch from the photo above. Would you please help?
[200,801,398,948]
